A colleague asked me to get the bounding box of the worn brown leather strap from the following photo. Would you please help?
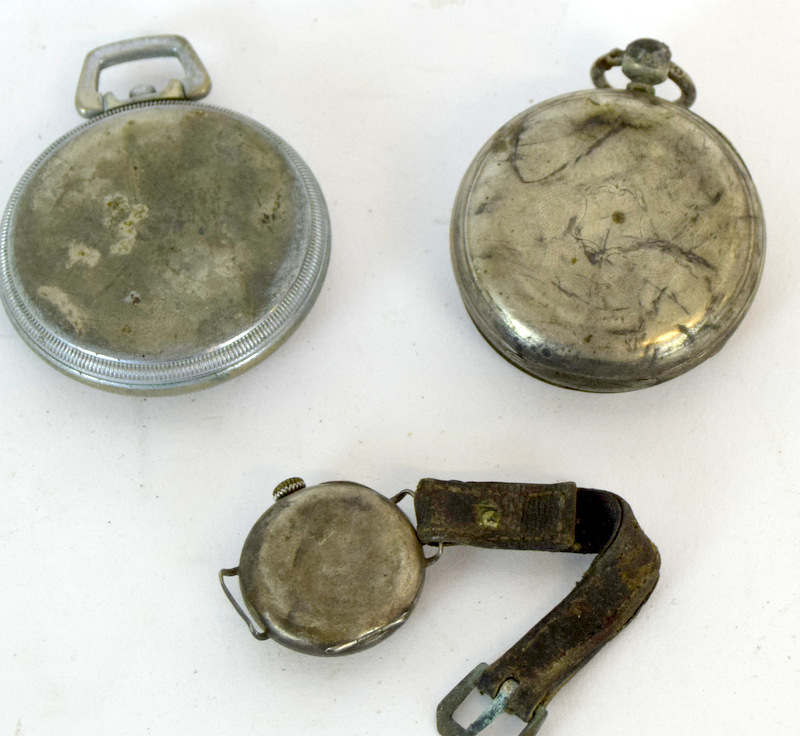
[416,478,660,732]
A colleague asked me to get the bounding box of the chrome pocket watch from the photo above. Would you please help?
[0,36,330,392]
[451,39,764,391]
[221,476,660,735]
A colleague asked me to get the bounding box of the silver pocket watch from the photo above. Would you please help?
[0,36,330,393]
[451,39,764,391]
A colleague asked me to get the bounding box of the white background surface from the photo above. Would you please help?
[0,1,798,735]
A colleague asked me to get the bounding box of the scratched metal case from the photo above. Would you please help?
[452,40,764,392]
[0,36,330,393]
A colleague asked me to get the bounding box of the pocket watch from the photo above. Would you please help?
[0,36,330,392]
[220,476,660,735]
[451,39,764,391]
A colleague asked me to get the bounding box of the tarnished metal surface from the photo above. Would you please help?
[437,667,546,736]
[75,35,212,117]
[1,36,330,392]
[236,481,426,656]
[592,39,697,107]
[2,102,329,390]
[452,44,764,392]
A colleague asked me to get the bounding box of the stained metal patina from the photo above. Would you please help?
[0,36,330,392]
[452,40,764,391]
[233,481,426,655]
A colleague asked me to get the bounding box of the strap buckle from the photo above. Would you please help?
[436,663,548,736]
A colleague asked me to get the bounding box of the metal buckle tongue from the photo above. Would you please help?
[437,663,547,736]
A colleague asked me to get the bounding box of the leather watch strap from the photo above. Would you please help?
[415,478,578,551]
[415,478,660,732]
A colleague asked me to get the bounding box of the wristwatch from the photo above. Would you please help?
[221,476,660,735]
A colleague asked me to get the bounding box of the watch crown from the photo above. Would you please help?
[273,477,306,500]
